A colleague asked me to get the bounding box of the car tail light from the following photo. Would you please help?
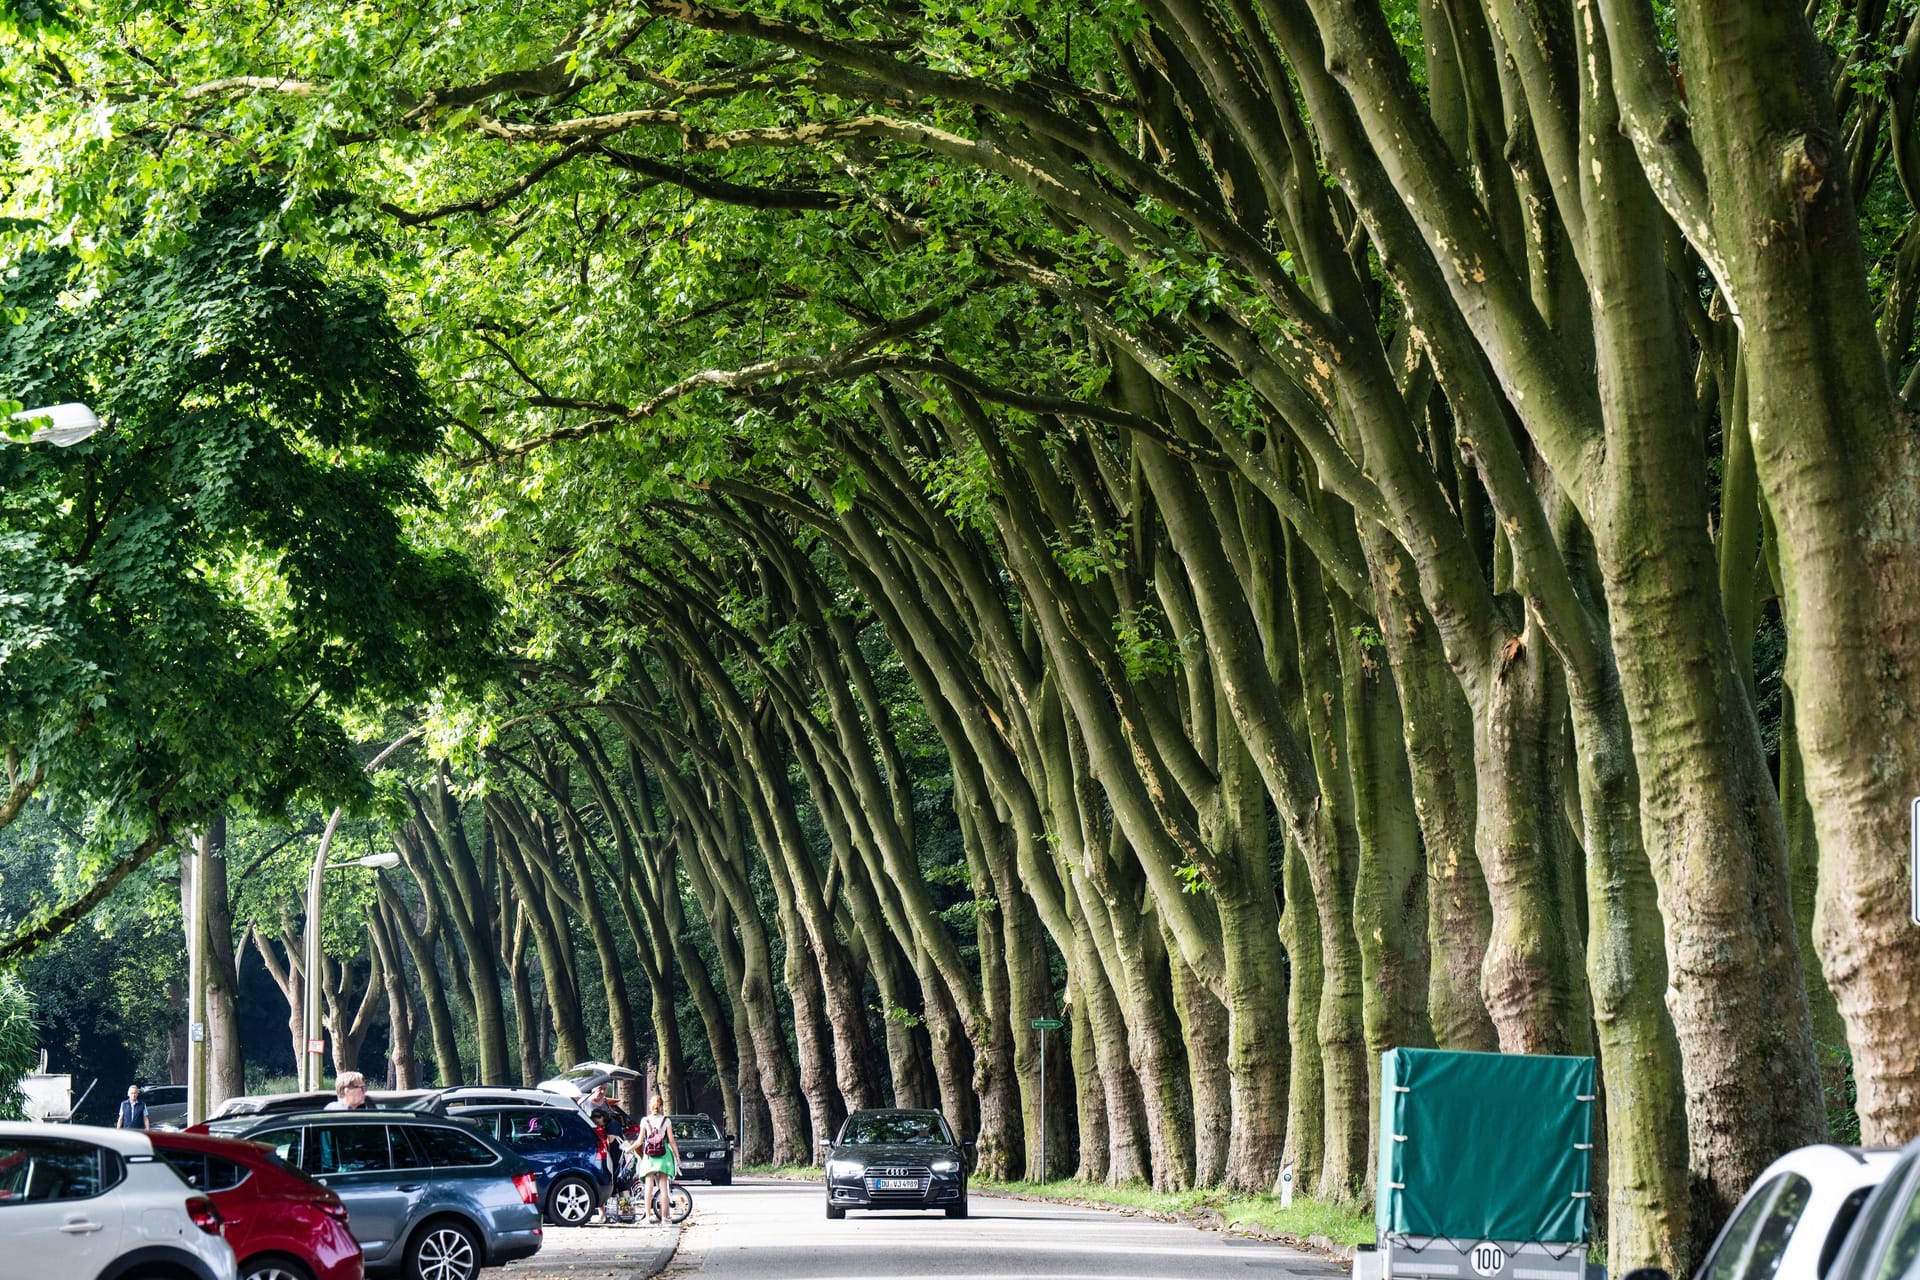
[513,1172,538,1205]
[185,1196,223,1236]
[596,1131,609,1169]
[322,1200,350,1224]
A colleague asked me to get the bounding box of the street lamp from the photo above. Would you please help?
[7,402,102,447]
[301,732,421,1091]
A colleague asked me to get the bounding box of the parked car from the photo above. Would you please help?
[401,1087,585,1116]
[204,1090,435,1125]
[665,1114,733,1186]
[150,1128,364,1280]
[0,1121,237,1280]
[821,1108,971,1220]
[534,1061,639,1102]
[448,1105,612,1227]
[142,1083,192,1130]
[1823,1139,1920,1280]
[213,1111,543,1280]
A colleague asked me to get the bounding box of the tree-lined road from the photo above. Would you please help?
[503,1179,1348,1280]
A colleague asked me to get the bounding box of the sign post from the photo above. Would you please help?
[1031,1017,1063,1182]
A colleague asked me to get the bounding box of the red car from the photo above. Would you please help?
[149,1129,365,1280]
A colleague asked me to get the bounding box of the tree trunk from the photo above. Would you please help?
[1667,0,1920,1152]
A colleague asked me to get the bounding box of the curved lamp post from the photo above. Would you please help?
[301,731,421,1092]
[8,402,103,447]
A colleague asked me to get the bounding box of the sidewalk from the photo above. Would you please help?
[497,1221,682,1280]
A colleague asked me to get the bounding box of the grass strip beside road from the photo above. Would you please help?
[737,1165,1373,1253]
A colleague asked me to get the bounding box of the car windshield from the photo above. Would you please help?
[840,1114,950,1146]
[672,1117,721,1141]
[1704,1173,1815,1280]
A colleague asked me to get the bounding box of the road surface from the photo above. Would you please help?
[504,1176,1350,1280]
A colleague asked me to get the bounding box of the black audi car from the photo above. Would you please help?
[822,1108,972,1219]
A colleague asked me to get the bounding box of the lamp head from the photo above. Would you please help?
[9,402,103,447]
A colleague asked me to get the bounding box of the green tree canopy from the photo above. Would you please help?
[0,186,496,961]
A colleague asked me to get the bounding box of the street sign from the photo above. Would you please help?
[1030,1017,1063,1030]
[307,1037,326,1054]
[189,1023,205,1043]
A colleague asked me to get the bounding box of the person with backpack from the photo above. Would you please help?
[622,1095,680,1225]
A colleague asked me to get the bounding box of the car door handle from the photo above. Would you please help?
[59,1219,104,1234]
[397,1183,425,1192]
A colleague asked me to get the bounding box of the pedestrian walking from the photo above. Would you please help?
[115,1084,150,1130]
[623,1096,679,1225]
[324,1070,370,1110]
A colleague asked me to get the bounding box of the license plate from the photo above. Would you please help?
[682,1160,704,1168]
[875,1177,919,1190]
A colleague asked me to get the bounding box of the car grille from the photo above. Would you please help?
[864,1165,932,1199]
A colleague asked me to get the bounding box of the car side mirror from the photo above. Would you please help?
[727,1133,736,1147]
[817,1137,832,1150]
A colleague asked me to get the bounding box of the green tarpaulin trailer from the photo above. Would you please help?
[1354,1049,1598,1280]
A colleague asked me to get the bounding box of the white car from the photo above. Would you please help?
[1825,1137,1920,1280]
[0,1122,237,1280]
[1689,1144,1898,1280]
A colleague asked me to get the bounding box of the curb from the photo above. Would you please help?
[638,1223,682,1278]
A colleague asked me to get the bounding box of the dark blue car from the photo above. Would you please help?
[450,1104,612,1227]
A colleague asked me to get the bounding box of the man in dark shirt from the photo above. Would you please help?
[115,1085,150,1130]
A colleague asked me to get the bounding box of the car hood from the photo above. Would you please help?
[832,1143,960,1164]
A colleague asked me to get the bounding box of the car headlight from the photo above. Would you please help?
[709,1149,726,1160]
[931,1158,959,1173]
[827,1159,865,1179]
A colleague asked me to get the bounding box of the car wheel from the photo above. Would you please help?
[242,1257,315,1280]
[409,1218,481,1280]
[826,1199,846,1220]
[711,1171,732,1186]
[946,1194,969,1219]
[549,1174,598,1226]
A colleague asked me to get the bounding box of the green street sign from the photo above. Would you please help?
[1031,1017,1064,1030]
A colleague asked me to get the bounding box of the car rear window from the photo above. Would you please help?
[157,1150,251,1192]
[404,1125,499,1169]
[499,1111,578,1146]
[0,1138,116,1203]
[247,1127,304,1167]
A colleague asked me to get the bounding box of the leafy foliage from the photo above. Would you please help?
[0,184,496,958]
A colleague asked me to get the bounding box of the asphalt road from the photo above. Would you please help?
[633,1176,1349,1280]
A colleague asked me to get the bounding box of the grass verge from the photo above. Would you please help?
[738,1164,1372,1253]
[974,1178,1374,1250]
[737,1163,824,1179]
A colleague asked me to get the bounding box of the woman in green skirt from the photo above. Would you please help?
[624,1095,680,1224]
